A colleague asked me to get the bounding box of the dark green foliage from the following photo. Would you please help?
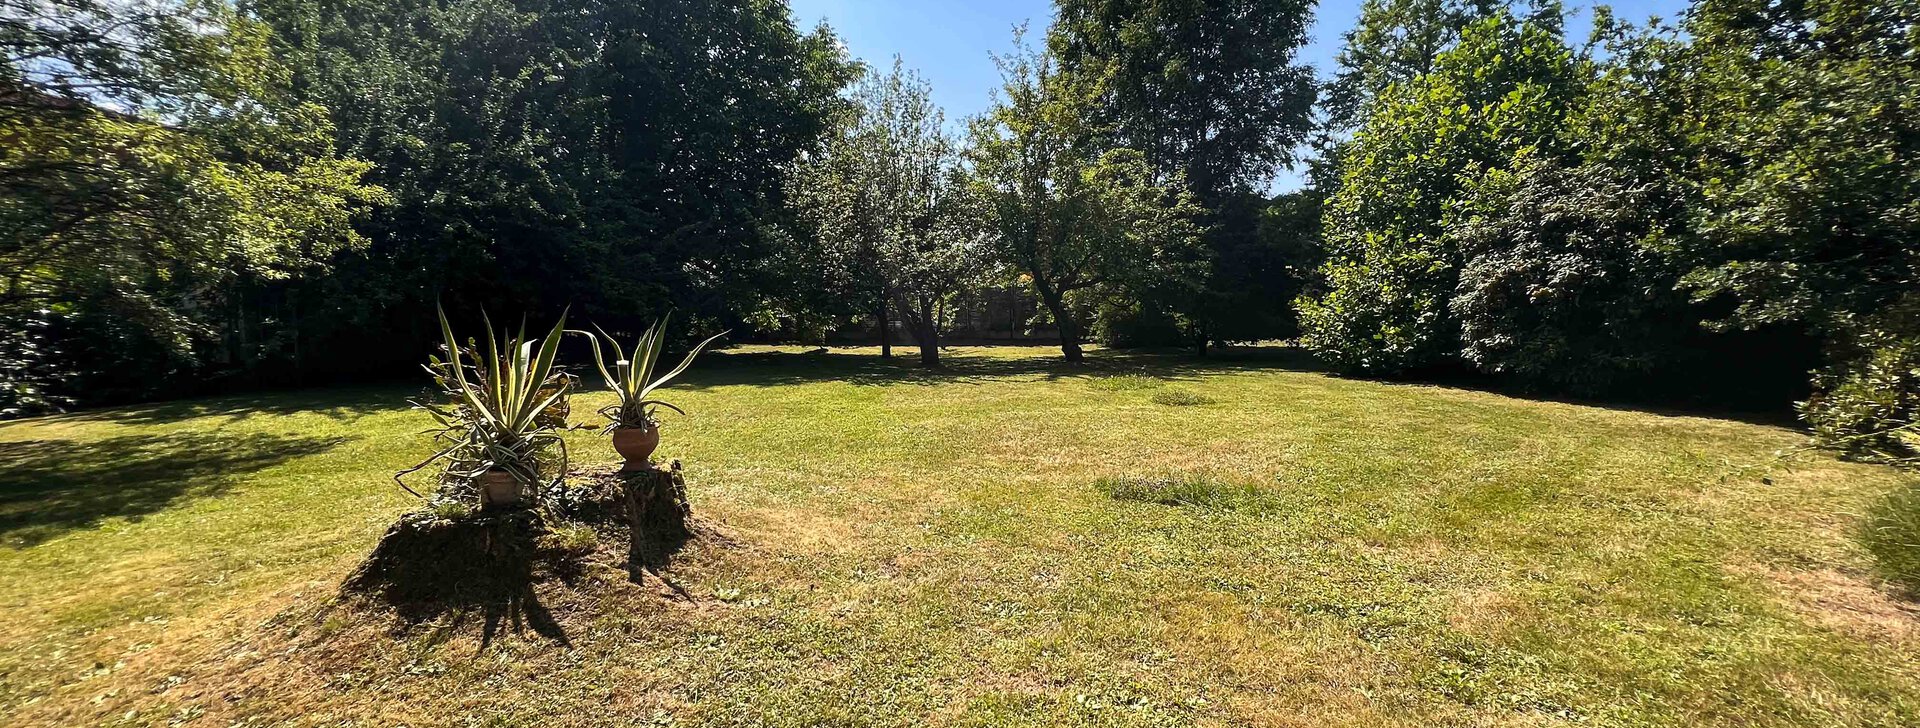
[0,309,65,416]
[967,31,1205,363]
[1447,156,1692,394]
[1800,295,1920,469]
[1,0,383,407]
[1091,298,1186,348]
[1298,10,1586,373]
[1305,0,1919,466]
[1051,0,1317,196]
[1669,0,1920,458]
[210,0,856,395]
[1320,0,1511,131]
[1051,0,1319,352]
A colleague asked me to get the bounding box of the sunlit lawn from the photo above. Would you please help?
[0,345,1915,726]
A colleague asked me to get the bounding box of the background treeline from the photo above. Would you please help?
[2,0,1915,467]
[1298,0,1917,467]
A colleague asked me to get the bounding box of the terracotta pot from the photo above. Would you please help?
[611,426,660,470]
[476,469,523,509]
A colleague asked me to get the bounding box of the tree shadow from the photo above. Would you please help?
[689,343,1797,427]
[679,344,1327,390]
[0,431,345,547]
[342,508,575,652]
[32,386,410,426]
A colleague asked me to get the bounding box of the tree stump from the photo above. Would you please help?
[341,460,697,619]
[341,507,546,615]
[620,460,691,570]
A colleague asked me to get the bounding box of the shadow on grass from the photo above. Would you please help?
[0,431,346,546]
[342,509,576,652]
[679,344,1329,389]
[30,385,410,427]
[687,343,1796,427]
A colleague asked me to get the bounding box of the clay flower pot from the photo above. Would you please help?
[476,469,522,509]
[611,425,660,470]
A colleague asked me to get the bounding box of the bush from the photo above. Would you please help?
[1447,157,1692,395]
[1092,299,1187,348]
[1800,303,1920,469]
[0,309,68,418]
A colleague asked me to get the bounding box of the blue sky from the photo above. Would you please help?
[786,0,1689,191]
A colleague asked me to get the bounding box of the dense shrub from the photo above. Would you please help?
[1092,299,1187,348]
[0,309,66,417]
[1800,297,1920,468]
[1447,157,1692,394]
[1297,12,1586,374]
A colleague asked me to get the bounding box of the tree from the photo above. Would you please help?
[0,0,382,409]
[1446,154,1693,393]
[1669,0,1920,463]
[1051,0,1315,197]
[248,0,857,380]
[1051,0,1316,353]
[1295,9,1585,373]
[967,31,1202,363]
[1320,0,1519,132]
[792,59,985,366]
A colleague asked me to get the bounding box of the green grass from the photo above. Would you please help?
[1149,388,1215,406]
[1095,473,1275,511]
[1865,481,1920,595]
[1,344,1917,727]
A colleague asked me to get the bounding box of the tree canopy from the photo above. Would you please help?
[791,59,984,366]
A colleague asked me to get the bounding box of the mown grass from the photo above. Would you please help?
[0,344,1916,727]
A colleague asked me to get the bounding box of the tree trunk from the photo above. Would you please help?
[877,297,892,359]
[917,295,940,367]
[1036,286,1083,363]
[894,292,941,367]
[1195,329,1208,358]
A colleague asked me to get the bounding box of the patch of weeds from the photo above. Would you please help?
[1089,373,1163,391]
[537,523,598,556]
[1863,481,1920,595]
[1096,473,1274,511]
[424,498,475,522]
[1151,389,1215,406]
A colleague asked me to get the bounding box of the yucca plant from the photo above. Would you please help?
[395,305,573,501]
[578,316,728,433]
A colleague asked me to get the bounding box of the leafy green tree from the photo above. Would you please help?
[1446,154,1693,393]
[792,60,986,366]
[0,0,382,409]
[1051,0,1315,197]
[1051,0,1316,352]
[1296,9,1585,373]
[1669,0,1920,462]
[967,31,1203,363]
[1321,0,1526,131]
[250,0,857,379]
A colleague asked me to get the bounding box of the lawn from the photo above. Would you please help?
[0,345,1916,727]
